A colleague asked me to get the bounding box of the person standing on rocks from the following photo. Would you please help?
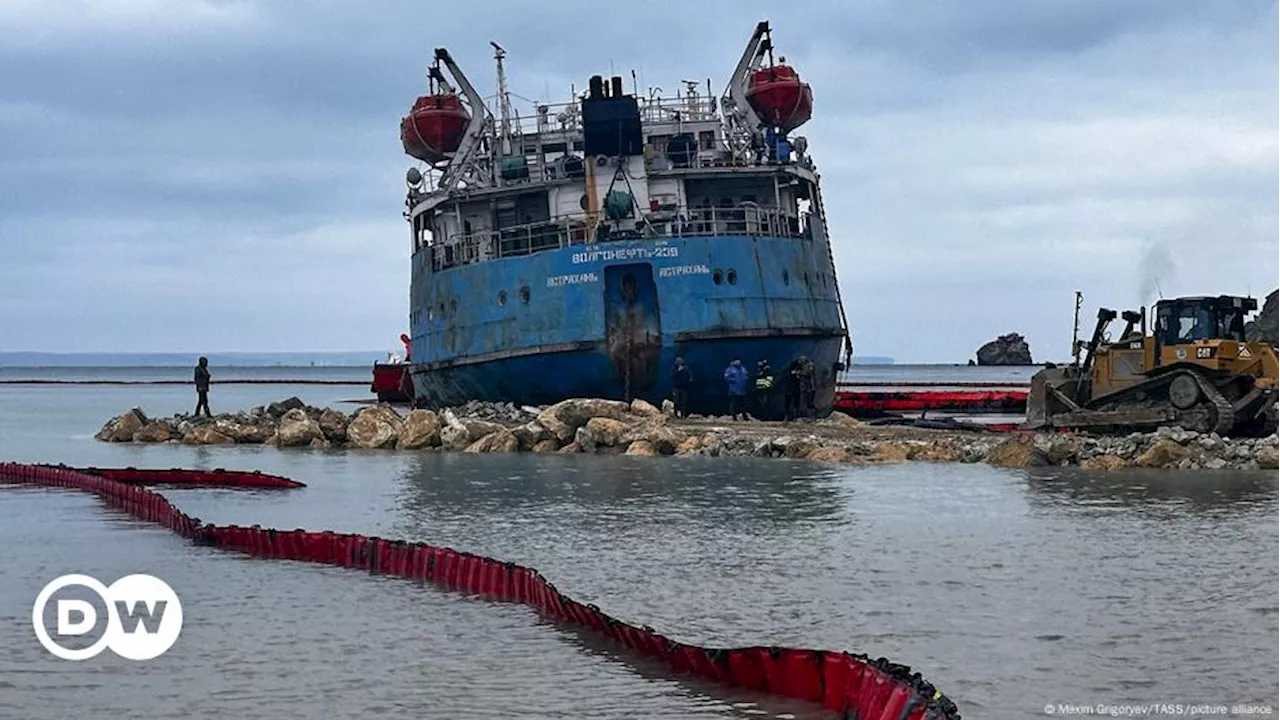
[798,356,817,418]
[670,357,693,419]
[193,357,212,417]
[754,359,774,418]
[723,358,748,420]
[782,358,802,421]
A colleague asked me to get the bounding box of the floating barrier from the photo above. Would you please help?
[835,390,1028,416]
[0,462,961,719]
[71,466,305,489]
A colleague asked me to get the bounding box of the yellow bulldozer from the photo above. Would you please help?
[1025,294,1278,437]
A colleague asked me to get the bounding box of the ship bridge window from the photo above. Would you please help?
[497,291,507,307]
[727,269,737,285]
[713,270,723,285]
[519,286,530,304]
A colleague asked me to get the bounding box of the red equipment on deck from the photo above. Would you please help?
[400,93,469,164]
[745,64,812,133]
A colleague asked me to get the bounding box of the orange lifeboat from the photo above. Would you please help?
[400,93,469,164]
[745,64,812,133]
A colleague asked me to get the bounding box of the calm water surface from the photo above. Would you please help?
[0,372,1276,719]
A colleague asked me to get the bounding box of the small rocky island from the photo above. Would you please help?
[975,333,1034,366]
[1245,289,1278,346]
[96,396,1277,471]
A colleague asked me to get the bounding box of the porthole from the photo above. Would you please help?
[782,270,790,286]
[438,301,446,315]
[519,286,530,304]
[727,269,738,285]
[427,309,434,321]
[712,270,724,285]
[497,291,508,306]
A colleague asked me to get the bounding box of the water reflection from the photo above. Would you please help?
[1022,467,1279,515]
[393,452,848,529]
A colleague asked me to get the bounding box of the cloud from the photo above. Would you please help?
[0,0,1275,361]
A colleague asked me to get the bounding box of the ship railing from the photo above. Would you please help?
[430,206,809,270]
[506,94,720,136]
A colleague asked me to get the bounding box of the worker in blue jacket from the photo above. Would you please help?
[723,358,748,420]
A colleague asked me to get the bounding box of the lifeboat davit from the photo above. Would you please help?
[400,93,469,164]
[745,64,812,133]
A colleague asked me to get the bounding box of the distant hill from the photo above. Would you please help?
[0,352,384,367]
[851,355,894,365]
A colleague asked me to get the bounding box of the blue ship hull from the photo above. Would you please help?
[408,233,845,417]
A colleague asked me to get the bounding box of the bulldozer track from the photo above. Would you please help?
[1192,372,1236,436]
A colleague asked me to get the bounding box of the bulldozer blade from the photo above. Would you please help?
[1046,408,1173,430]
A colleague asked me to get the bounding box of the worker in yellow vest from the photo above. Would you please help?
[754,359,774,419]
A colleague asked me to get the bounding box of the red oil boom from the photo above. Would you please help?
[2,462,960,720]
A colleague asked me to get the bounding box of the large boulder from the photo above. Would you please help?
[806,446,851,463]
[318,409,349,442]
[213,418,274,444]
[975,333,1034,366]
[512,420,554,451]
[630,398,661,418]
[397,409,441,450]
[267,396,306,418]
[464,429,520,453]
[618,417,685,455]
[1255,444,1279,470]
[277,408,323,447]
[1135,439,1192,468]
[97,409,146,442]
[182,427,234,445]
[536,398,631,442]
[531,438,561,453]
[439,409,504,451]
[575,417,632,452]
[347,405,403,449]
[625,440,659,456]
[985,435,1049,468]
[1244,289,1278,346]
[132,422,176,443]
[1081,454,1128,471]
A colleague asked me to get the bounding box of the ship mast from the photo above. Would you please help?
[491,41,514,157]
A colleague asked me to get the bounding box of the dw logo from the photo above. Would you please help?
[32,574,183,661]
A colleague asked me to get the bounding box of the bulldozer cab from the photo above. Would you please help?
[1154,295,1252,346]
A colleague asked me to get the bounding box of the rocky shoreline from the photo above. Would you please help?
[94,396,1278,472]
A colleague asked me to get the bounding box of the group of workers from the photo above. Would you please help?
[670,355,817,421]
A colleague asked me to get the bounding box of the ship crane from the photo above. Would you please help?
[722,21,773,159]
[433,47,493,193]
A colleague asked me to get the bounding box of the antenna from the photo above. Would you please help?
[491,41,513,156]
[1071,291,1084,366]
[1155,278,1164,299]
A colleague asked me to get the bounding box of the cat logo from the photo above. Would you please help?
[1239,346,1252,359]
[1176,348,1187,360]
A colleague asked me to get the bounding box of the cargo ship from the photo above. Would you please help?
[399,22,851,417]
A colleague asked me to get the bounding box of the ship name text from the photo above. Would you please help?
[571,247,678,264]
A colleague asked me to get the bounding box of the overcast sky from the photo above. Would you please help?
[1,0,1275,362]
